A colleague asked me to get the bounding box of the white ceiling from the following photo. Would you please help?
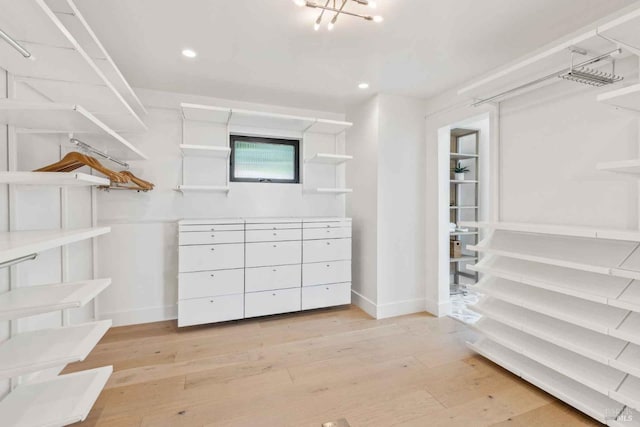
[77,0,637,111]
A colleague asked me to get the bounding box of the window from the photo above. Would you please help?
[230,135,300,183]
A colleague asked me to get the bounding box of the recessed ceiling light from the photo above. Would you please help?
[182,49,197,58]
[358,82,369,89]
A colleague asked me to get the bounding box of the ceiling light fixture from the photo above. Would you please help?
[358,82,369,89]
[296,0,384,31]
[181,49,197,58]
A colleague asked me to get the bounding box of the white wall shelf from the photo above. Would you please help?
[468,338,625,425]
[611,375,640,412]
[450,256,477,263]
[0,0,146,131]
[598,83,640,113]
[473,317,627,395]
[450,231,478,236]
[450,206,479,210]
[305,153,353,165]
[471,298,628,366]
[610,311,640,346]
[450,180,478,184]
[306,119,352,135]
[314,188,353,195]
[0,278,111,321]
[450,153,479,160]
[0,320,111,379]
[179,144,231,159]
[175,185,230,194]
[0,366,112,427]
[475,277,629,335]
[462,221,640,242]
[181,103,231,123]
[229,108,316,132]
[611,343,640,379]
[470,256,632,305]
[0,172,109,187]
[597,159,640,175]
[0,227,110,265]
[0,101,147,160]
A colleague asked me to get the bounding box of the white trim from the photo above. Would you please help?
[425,298,451,317]
[350,290,377,318]
[376,297,426,319]
[99,305,177,327]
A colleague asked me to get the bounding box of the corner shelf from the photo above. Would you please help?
[0,101,147,160]
[0,366,112,427]
[0,279,111,321]
[179,144,230,159]
[597,83,640,113]
[0,227,111,265]
[305,153,353,165]
[175,185,230,194]
[468,338,624,425]
[0,320,111,379]
[0,172,109,187]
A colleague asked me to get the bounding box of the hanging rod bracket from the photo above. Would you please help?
[0,253,38,270]
[70,138,130,170]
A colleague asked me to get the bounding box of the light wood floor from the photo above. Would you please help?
[67,306,601,427]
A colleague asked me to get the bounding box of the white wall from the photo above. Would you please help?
[96,88,348,325]
[346,94,427,319]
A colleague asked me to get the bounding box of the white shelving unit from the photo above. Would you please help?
[314,188,353,195]
[0,101,147,160]
[598,82,640,113]
[467,222,640,423]
[597,158,640,175]
[0,366,113,427]
[450,179,478,184]
[450,152,478,160]
[175,185,230,194]
[0,0,146,131]
[179,144,230,158]
[450,256,478,263]
[0,279,111,321]
[0,320,111,379]
[0,172,109,187]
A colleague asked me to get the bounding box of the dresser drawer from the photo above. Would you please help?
[303,220,351,229]
[180,224,244,232]
[245,288,301,318]
[303,227,351,240]
[245,222,301,231]
[302,261,351,286]
[179,268,244,299]
[303,239,351,263]
[179,231,244,246]
[178,294,244,327]
[246,264,301,292]
[246,229,301,243]
[302,282,351,310]
[246,241,301,267]
[179,244,244,272]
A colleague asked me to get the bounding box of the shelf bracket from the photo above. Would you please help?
[0,253,38,270]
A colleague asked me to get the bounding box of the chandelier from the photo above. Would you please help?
[293,0,383,31]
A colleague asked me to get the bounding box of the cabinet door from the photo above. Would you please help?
[179,268,244,299]
[179,243,244,272]
[303,227,351,240]
[245,229,301,243]
[244,288,301,318]
[302,283,351,310]
[178,294,244,327]
[245,264,301,292]
[246,241,301,267]
[179,231,244,246]
[303,239,351,263]
[302,261,351,286]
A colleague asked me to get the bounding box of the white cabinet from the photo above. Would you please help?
[302,283,351,310]
[245,288,302,318]
[246,241,302,267]
[177,218,352,327]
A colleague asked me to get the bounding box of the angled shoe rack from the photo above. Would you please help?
[464,221,640,424]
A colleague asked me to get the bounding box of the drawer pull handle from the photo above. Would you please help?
[326,287,330,290]
[272,293,276,296]
[210,248,215,251]
[211,234,215,238]
[210,274,215,277]
[273,269,277,272]
[326,264,330,267]
[273,232,277,236]
[211,228,216,231]
[273,244,277,248]
[326,242,331,245]
[210,299,214,303]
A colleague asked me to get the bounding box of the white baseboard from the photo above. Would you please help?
[376,297,426,319]
[351,290,428,319]
[100,305,177,327]
[425,298,451,317]
[350,290,377,318]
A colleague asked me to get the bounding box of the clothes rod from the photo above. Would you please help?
[472,48,622,107]
[70,138,130,169]
[0,253,37,270]
[0,28,32,59]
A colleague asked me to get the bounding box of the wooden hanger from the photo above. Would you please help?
[35,152,129,183]
[120,171,154,191]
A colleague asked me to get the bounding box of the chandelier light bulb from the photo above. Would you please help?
[328,21,335,31]
[369,1,377,8]
[373,15,384,23]
[314,15,322,31]
[293,0,306,6]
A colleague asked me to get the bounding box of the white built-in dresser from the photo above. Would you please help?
[178,217,352,327]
